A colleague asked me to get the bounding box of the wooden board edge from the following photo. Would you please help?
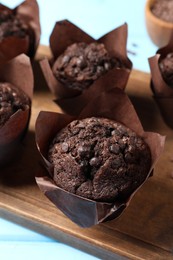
[0,191,172,260]
[0,208,127,260]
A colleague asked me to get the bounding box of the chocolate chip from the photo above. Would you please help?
[78,145,91,158]
[71,149,77,157]
[62,55,70,64]
[89,157,101,167]
[104,62,110,70]
[124,152,136,163]
[111,129,120,136]
[77,122,85,128]
[118,139,126,150]
[109,144,120,154]
[71,127,80,135]
[105,128,112,137]
[52,42,117,91]
[96,66,104,74]
[61,142,69,152]
[111,157,122,169]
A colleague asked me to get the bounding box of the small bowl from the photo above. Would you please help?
[145,0,173,47]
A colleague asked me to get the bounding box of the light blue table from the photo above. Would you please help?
[0,0,158,259]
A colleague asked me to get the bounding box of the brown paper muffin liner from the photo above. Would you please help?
[35,88,165,228]
[0,0,41,64]
[40,20,132,115]
[0,54,33,165]
[149,32,173,128]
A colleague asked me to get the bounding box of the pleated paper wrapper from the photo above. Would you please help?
[40,20,132,116]
[35,88,165,228]
[0,54,33,166]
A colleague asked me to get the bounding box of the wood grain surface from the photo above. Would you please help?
[0,46,173,260]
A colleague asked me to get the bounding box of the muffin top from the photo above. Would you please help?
[48,117,151,202]
[159,53,173,87]
[151,0,173,23]
[0,9,29,41]
[0,82,30,127]
[52,42,124,91]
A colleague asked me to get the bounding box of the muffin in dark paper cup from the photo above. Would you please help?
[149,32,173,128]
[0,54,33,165]
[35,88,165,228]
[40,20,132,115]
[0,0,40,64]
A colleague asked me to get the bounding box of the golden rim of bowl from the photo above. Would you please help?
[146,0,173,29]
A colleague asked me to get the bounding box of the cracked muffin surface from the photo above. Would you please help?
[48,117,151,202]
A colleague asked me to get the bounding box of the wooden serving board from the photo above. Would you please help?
[0,46,173,260]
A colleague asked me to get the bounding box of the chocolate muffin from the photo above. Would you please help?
[151,0,173,23]
[0,8,33,53]
[0,82,30,127]
[52,42,124,91]
[159,53,173,87]
[48,117,151,202]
